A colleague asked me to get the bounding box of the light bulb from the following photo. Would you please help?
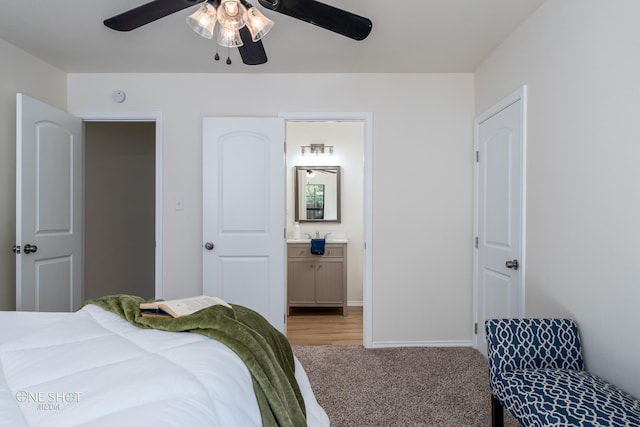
[245,7,274,41]
[186,3,217,39]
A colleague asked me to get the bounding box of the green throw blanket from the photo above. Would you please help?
[82,294,306,427]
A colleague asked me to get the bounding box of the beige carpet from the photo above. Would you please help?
[293,345,521,427]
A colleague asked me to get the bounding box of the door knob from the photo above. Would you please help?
[23,244,38,254]
[204,242,214,251]
[505,259,519,270]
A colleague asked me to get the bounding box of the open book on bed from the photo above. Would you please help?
[140,295,231,318]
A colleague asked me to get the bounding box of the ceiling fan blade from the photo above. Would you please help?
[104,0,206,31]
[238,27,268,65]
[257,0,372,41]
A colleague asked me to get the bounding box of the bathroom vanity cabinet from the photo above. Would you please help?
[287,242,348,316]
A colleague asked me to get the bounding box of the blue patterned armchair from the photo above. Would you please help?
[485,318,640,427]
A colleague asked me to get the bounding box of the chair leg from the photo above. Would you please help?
[491,395,504,427]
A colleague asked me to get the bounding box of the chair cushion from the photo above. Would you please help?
[495,369,640,426]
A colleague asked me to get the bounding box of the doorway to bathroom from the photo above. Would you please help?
[281,112,372,346]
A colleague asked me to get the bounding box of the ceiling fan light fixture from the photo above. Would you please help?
[186,3,217,39]
[217,0,248,30]
[217,26,244,48]
[245,7,274,41]
[107,0,372,66]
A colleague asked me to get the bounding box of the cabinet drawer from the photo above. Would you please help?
[288,246,309,258]
[288,244,344,258]
[323,246,344,257]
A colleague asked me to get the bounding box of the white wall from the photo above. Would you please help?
[0,39,67,310]
[286,121,364,305]
[475,0,640,396]
[67,73,475,345]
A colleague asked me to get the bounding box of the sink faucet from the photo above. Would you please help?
[305,232,331,239]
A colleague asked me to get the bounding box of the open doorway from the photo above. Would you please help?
[83,121,156,300]
[283,117,367,345]
[15,95,162,311]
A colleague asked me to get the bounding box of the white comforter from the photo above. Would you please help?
[0,304,329,427]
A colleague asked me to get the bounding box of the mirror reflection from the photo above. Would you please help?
[295,166,341,222]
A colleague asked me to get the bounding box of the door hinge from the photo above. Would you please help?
[475,236,478,249]
[474,322,478,334]
[475,150,479,162]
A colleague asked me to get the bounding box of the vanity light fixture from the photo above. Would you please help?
[301,143,334,156]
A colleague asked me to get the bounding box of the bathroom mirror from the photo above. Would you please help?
[295,166,341,222]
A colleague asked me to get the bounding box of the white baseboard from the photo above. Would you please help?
[347,301,363,307]
[370,340,473,349]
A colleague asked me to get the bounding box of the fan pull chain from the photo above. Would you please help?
[213,45,232,65]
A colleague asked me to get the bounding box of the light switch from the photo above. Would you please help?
[175,198,184,211]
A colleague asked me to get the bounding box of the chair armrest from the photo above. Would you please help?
[485,318,584,381]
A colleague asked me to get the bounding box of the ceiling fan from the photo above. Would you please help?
[104,0,373,65]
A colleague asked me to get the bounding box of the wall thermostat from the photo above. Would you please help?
[112,90,126,103]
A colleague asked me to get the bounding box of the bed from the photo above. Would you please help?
[0,296,329,427]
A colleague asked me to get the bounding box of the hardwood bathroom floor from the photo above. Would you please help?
[286,307,363,345]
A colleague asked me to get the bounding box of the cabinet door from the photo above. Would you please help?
[315,260,344,303]
[288,260,316,304]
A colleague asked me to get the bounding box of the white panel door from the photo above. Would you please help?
[475,93,525,355]
[202,117,285,332]
[16,94,83,312]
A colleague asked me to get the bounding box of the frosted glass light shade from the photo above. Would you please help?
[186,3,217,39]
[245,7,274,41]
[217,0,247,30]
[217,26,244,47]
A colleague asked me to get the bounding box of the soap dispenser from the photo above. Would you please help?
[293,222,301,239]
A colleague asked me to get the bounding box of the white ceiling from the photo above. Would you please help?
[0,0,545,74]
